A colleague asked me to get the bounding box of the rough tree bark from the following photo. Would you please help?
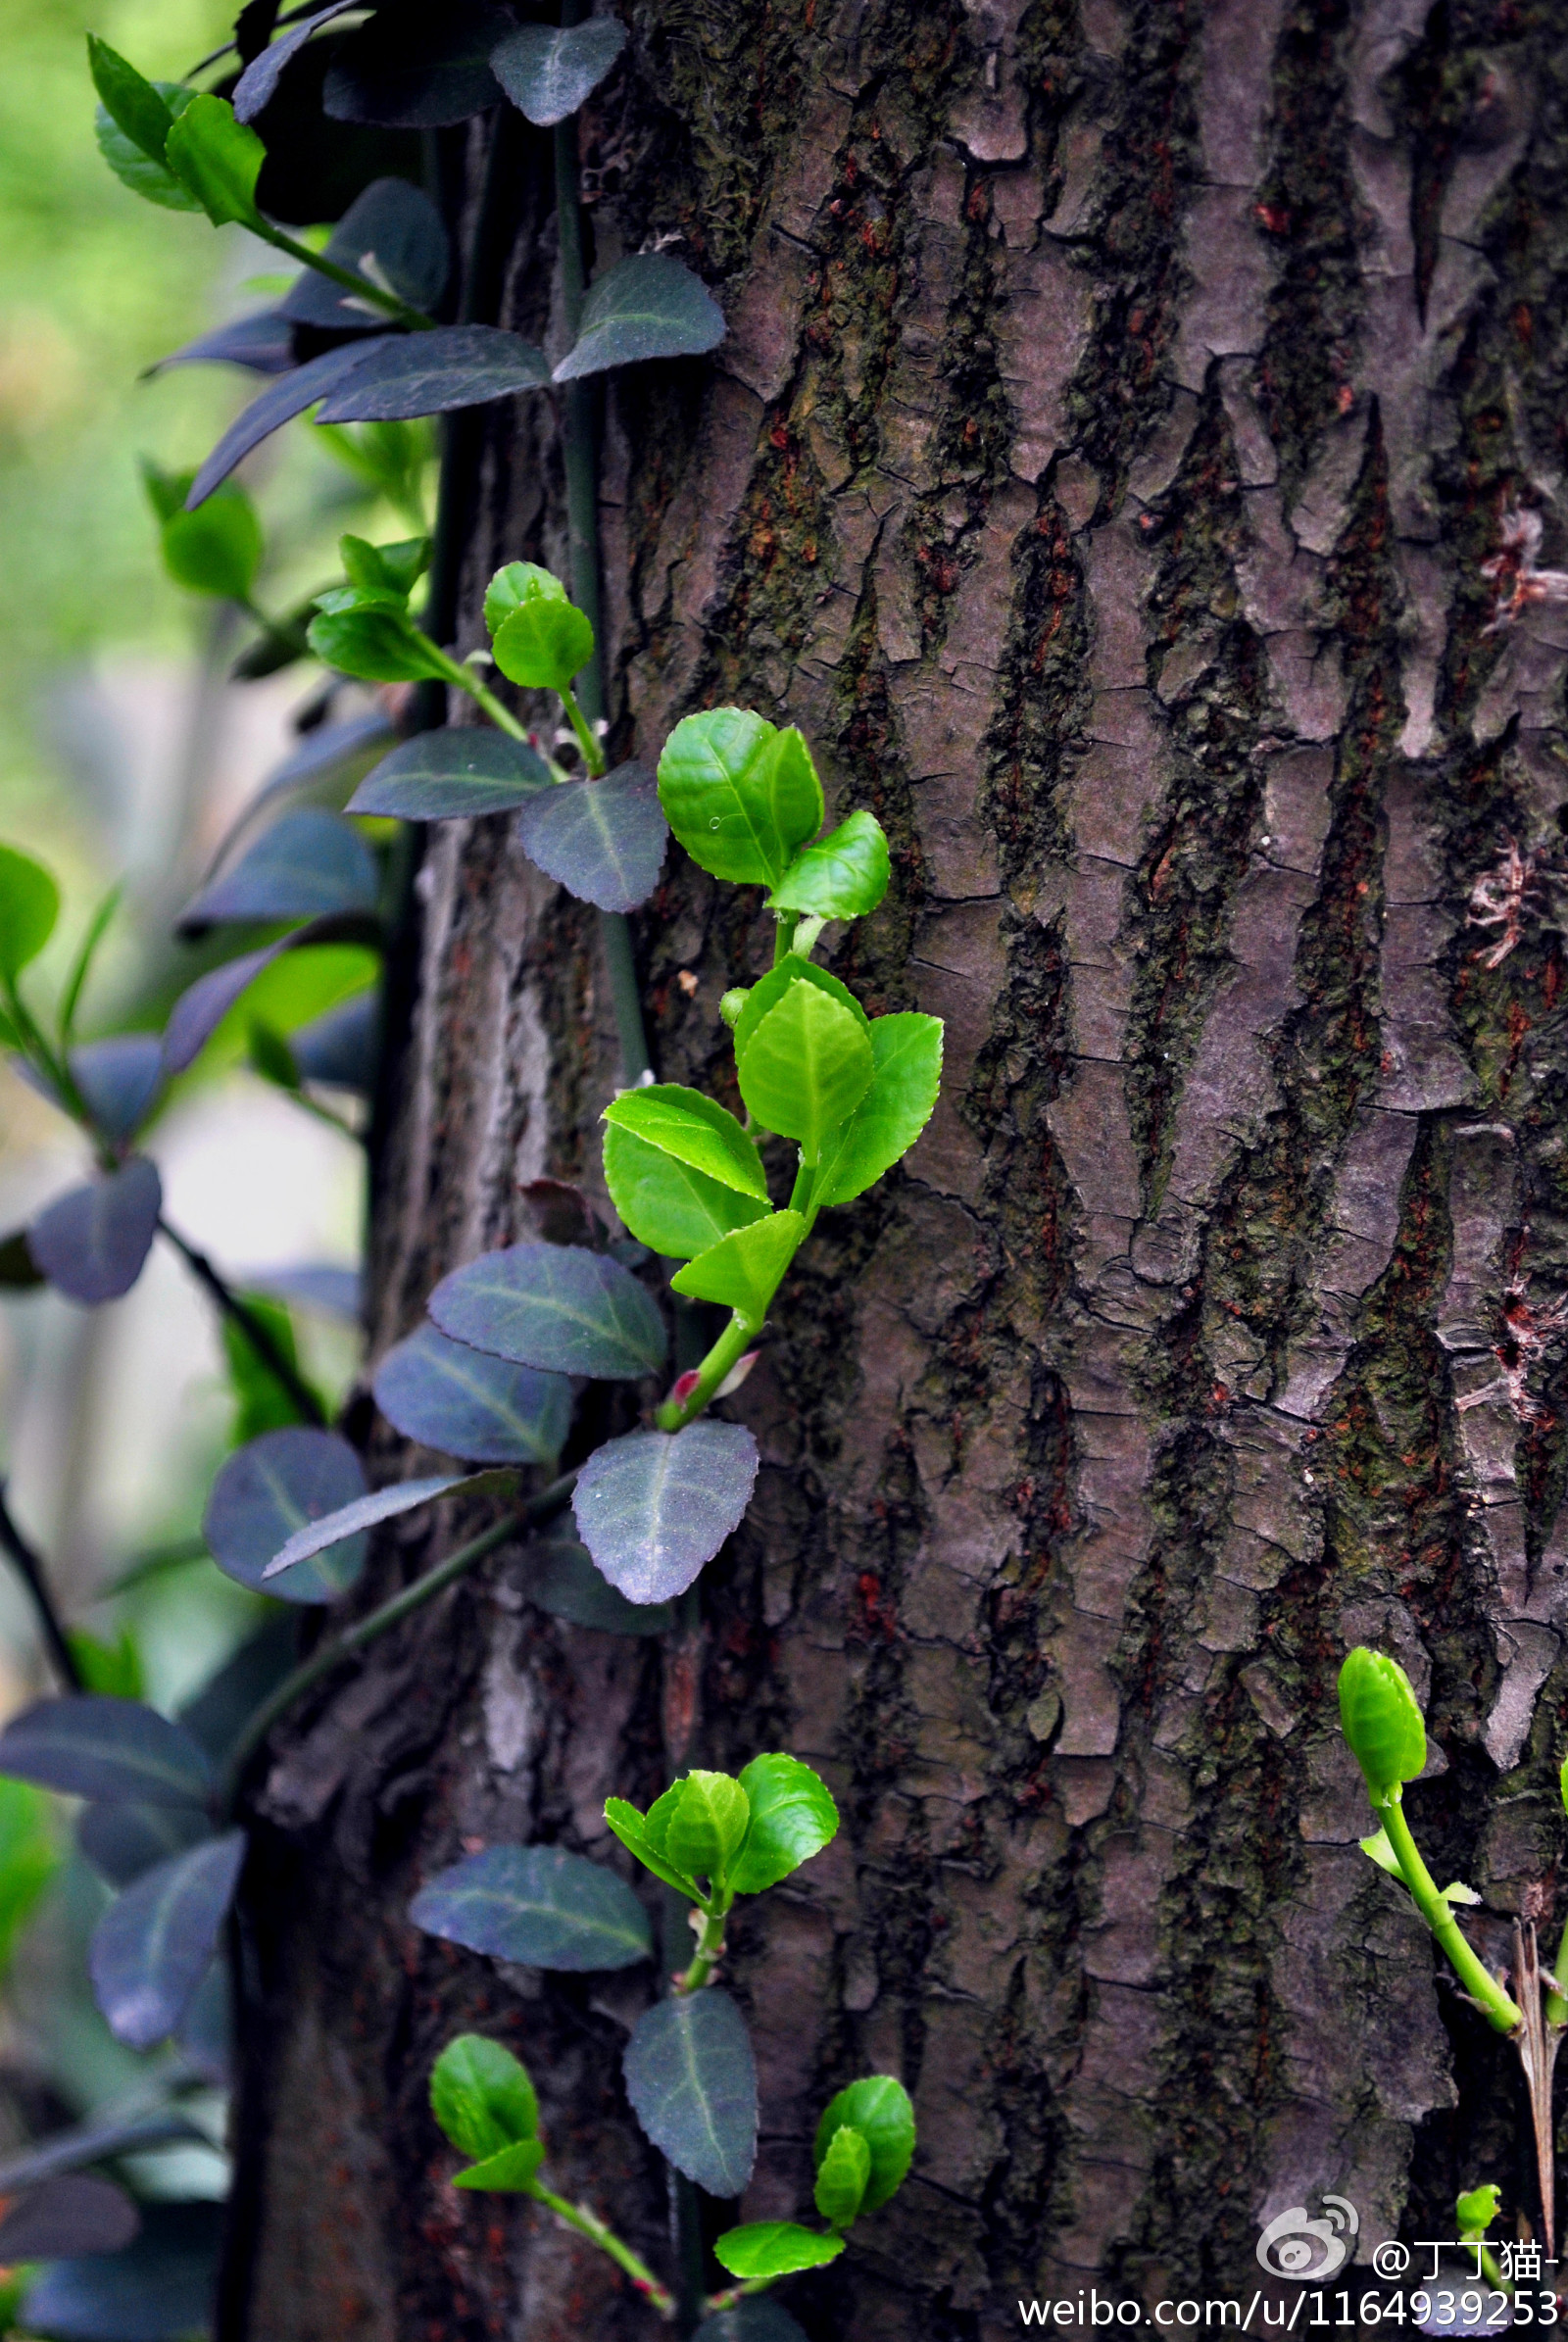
[221,1,1568,2335]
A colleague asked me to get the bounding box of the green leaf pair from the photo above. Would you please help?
[485,561,595,698]
[307,535,447,683]
[90,46,264,231]
[712,2074,916,2280]
[605,1751,838,1909]
[657,707,890,920]
[600,1084,799,1316]
[0,844,60,985]
[429,2035,546,2192]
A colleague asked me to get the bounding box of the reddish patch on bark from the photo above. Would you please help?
[852,1571,898,1641]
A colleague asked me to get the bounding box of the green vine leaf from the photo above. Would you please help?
[770,807,891,920]
[603,1086,769,1198]
[657,709,822,887]
[164,95,267,228]
[603,1798,700,1899]
[812,2075,914,2213]
[662,1771,750,1890]
[812,1011,944,1208]
[813,2124,870,2226]
[0,843,60,977]
[603,1122,769,1260]
[453,2140,545,2191]
[430,2034,538,2160]
[1338,1646,1427,1803]
[669,1211,804,1320]
[730,955,868,1061]
[729,1753,839,1895]
[737,984,873,1150]
[492,594,595,694]
[711,2222,843,2280]
[308,598,452,684]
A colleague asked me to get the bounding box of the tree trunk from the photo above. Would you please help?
[222,0,1568,2334]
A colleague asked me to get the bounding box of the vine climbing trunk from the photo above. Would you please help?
[223,1,1568,2336]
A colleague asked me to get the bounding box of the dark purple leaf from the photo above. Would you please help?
[515,760,668,912]
[489,18,628,124]
[77,1801,213,1889]
[204,1426,368,1603]
[27,1157,161,1305]
[554,253,726,382]
[0,2113,203,2198]
[429,1242,667,1380]
[348,727,551,819]
[160,907,383,1077]
[373,1323,572,1464]
[259,1467,515,1580]
[186,337,393,509]
[69,1037,164,1145]
[280,175,448,327]
[314,326,550,421]
[410,1843,653,1970]
[323,1,511,126]
[175,1958,232,2085]
[176,1615,300,1763]
[522,1535,675,1635]
[0,2176,140,2261]
[0,1695,212,1807]
[518,1178,608,1249]
[571,1421,759,1602]
[148,309,296,375]
[89,1830,246,2050]
[233,0,363,120]
[623,1989,758,2197]
[176,808,379,931]
[24,2199,221,2342]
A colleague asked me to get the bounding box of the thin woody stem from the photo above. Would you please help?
[157,1219,326,1428]
[0,1487,83,1690]
[529,2184,676,2318]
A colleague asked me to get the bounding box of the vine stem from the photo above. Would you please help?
[157,1218,326,1429]
[0,1487,83,1691]
[552,15,651,1089]
[529,2184,676,2318]
[673,1899,728,1995]
[220,1473,575,1807]
[254,221,436,332]
[1378,1794,1523,2032]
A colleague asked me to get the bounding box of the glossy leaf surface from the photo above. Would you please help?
[373,1324,571,1464]
[430,1242,667,1379]
[27,1157,162,1305]
[491,596,595,694]
[1339,1646,1427,1801]
[430,2033,538,2158]
[572,1422,759,1603]
[308,601,451,684]
[603,1086,768,1198]
[204,1426,369,1602]
[349,728,551,819]
[554,253,725,380]
[452,2139,546,2191]
[0,1695,211,1807]
[670,1212,803,1320]
[622,1988,757,2197]
[186,338,394,508]
[411,1843,653,1971]
[260,1469,512,1581]
[86,37,176,163]
[316,327,550,421]
[730,1752,840,1895]
[812,2074,914,2212]
[738,984,873,1150]
[177,809,378,930]
[663,1771,750,1888]
[603,1122,769,1261]
[164,95,265,226]
[489,18,627,122]
[814,2123,871,2225]
[813,1011,944,1208]
[603,1797,699,1898]
[711,2222,843,2279]
[93,71,199,212]
[657,709,822,887]
[515,761,668,912]
[160,483,263,602]
[89,1830,246,2050]
[770,805,890,918]
[730,955,868,1062]
[232,1,363,119]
